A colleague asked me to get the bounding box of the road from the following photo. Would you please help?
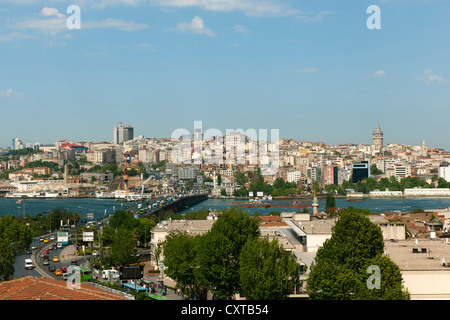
[14,231,87,280]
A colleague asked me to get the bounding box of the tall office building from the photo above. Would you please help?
[372,121,383,150]
[352,161,370,183]
[12,138,24,150]
[113,122,134,145]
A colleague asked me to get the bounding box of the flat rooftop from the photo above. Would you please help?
[384,239,450,271]
[151,220,215,235]
[290,219,335,235]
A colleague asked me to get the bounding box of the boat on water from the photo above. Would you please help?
[5,191,59,198]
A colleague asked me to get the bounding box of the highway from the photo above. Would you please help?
[14,192,209,280]
[14,232,87,280]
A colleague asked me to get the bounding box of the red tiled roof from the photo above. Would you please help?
[258,215,282,222]
[0,276,124,300]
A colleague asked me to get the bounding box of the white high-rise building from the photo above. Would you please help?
[439,164,450,182]
[113,122,134,145]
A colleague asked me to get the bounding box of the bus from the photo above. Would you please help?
[73,266,92,282]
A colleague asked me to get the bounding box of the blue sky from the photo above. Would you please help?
[0,0,449,150]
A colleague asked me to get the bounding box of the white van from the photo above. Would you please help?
[24,259,34,270]
[102,269,119,280]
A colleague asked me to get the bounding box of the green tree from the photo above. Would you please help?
[110,228,137,266]
[162,230,203,297]
[108,210,139,230]
[239,237,300,300]
[217,174,222,186]
[307,210,409,300]
[234,171,248,186]
[370,164,383,175]
[325,195,336,214]
[0,215,33,281]
[196,208,260,299]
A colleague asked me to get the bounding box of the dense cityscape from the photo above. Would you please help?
[1,0,449,314]
[2,121,450,200]
[1,121,450,304]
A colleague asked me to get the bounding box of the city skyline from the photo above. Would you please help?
[1,120,446,152]
[1,1,449,149]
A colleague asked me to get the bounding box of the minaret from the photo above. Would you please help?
[64,163,68,184]
[312,189,319,215]
[421,140,427,157]
[372,121,383,150]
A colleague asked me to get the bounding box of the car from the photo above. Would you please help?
[53,256,59,262]
[43,259,49,266]
[71,260,78,265]
[61,266,67,273]
[48,265,56,272]
[55,269,62,276]
[50,236,55,241]
[31,246,37,250]
[43,250,49,254]
[43,238,49,243]
[39,238,44,242]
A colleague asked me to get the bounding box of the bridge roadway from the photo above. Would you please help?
[127,193,209,218]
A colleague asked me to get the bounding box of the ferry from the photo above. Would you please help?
[6,191,59,198]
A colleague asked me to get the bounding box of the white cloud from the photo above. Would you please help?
[171,16,215,36]
[233,24,250,34]
[40,7,65,18]
[83,18,148,31]
[9,8,149,35]
[373,70,386,77]
[0,88,24,97]
[0,32,34,42]
[154,0,301,17]
[297,68,320,73]
[417,68,448,85]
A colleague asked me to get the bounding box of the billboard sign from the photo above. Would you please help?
[83,231,94,242]
[119,266,143,280]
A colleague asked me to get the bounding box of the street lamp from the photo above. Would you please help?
[189,265,201,300]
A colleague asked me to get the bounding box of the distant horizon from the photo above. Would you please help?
[2,122,447,153]
[1,1,449,151]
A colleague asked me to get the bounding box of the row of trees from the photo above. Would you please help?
[97,210,156,267]
[0,215,33,282]
[233,169,302,197]
[158,208,301,300]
